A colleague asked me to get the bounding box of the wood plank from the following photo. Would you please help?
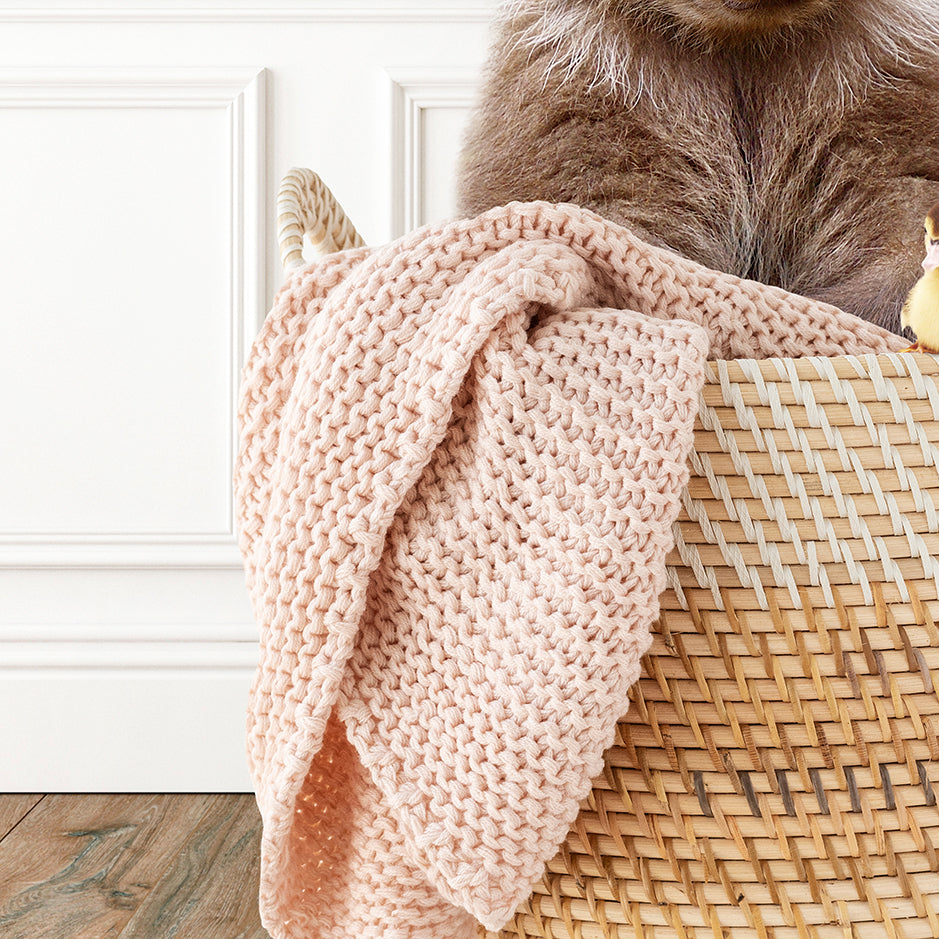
[117,793,270,939]
[0,794,44,842]
[0,793,216,939]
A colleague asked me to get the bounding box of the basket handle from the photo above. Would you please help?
[277,167,365,270]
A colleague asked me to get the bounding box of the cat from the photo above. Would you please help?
[458,0,939,332]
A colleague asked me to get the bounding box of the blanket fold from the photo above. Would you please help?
[235,202,899,939]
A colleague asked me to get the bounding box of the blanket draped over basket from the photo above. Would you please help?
[234,202,902,939]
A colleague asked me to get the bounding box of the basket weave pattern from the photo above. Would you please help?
[277,167,364,270]
[274,170,939,937]
[489,354,939,939]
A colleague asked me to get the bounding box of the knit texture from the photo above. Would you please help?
[235,202,900,939]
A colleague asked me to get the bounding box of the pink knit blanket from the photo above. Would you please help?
[235,202,900,939]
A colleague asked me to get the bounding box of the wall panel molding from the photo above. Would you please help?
[0,1,495,23]
[0,10,490,792]
[0,670,255,791]
[387,68,479,237]
[0,640,257,669]
[0,536,244,569]
[0,67,265,570]
[0,622,258,642]
[0,67,266,105]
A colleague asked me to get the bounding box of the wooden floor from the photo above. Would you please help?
[0,793,271,939]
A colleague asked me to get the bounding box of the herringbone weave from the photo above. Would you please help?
[234,202,900,939]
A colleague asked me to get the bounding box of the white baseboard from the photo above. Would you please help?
[0,647,257,792]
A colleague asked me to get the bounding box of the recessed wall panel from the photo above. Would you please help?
[420,105,471,227]
[0,105,231,536]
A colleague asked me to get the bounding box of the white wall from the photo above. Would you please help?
[0,0,497,791]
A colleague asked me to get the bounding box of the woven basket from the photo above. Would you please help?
[277,169,939,939]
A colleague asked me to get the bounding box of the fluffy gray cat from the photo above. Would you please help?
[458,0,939,332]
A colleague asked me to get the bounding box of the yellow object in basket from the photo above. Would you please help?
[902,202,939,354]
